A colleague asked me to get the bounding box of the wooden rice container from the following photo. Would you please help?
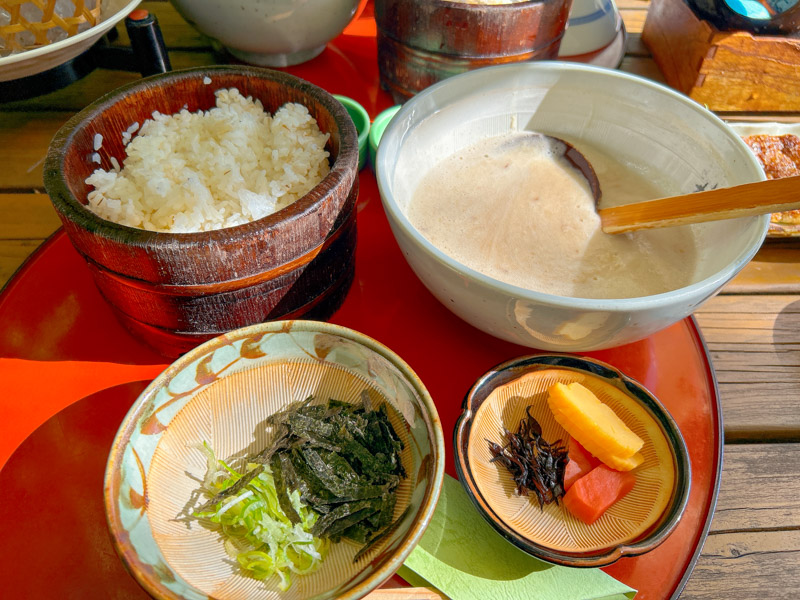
[44,66,359,357]
[375,0,573,103]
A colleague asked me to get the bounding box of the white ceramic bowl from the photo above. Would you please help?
[375,62,768,352]
[169,0,361,66]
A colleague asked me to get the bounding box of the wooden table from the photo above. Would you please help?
[1,1,799,598]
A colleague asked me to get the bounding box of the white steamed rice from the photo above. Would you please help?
[85,88,330,233]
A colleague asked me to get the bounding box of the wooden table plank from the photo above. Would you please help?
[0,113,65,191]
[625,32,651,58]
[718,387,800,442]
[0,49,217,114]
[0,193,59,286]
[118,1,209,50]
[620,9,649,37]
[0,239,48,288]
[727,242,800,294]
[711,443,800,532]
[681,530,800,599]
[695,294,800,440]
[690,442,800,597]
[618,55,665,82]
[0,194,61,239]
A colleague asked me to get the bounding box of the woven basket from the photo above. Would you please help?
[0,0,103,54]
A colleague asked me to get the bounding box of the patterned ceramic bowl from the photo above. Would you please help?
[454,354,690,567]
[104,320,444,600]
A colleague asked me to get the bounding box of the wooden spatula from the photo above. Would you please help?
[514,131,798,234]
[598,175,800,234]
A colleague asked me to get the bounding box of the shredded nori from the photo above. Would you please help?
[268,393,406,553]
[208,392,406,559]
[270,453,301,525]
[487,407,569,509]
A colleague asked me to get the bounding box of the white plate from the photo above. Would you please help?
[0,0,141,83]
[729,121,800,238]
[729,122,800,137]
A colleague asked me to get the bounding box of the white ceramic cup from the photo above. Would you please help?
[559,0,623,58]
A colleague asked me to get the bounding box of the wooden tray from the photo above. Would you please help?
[642,0,800,112]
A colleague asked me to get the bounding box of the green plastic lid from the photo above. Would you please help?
[369,105,402,172]
[333,95,370,171]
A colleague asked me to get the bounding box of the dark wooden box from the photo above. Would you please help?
[642,0,800,112]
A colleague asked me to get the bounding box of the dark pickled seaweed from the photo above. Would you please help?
[488,407,569,509]
[266,395,406,559]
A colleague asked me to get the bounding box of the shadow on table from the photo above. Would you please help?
[773,299,800,368]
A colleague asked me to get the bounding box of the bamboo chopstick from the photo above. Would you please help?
[598,175,800,234]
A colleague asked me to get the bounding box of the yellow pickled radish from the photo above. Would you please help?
[603,450,645,472]
[547,382,644,471]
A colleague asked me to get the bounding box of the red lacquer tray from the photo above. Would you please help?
[0,12,721,600]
